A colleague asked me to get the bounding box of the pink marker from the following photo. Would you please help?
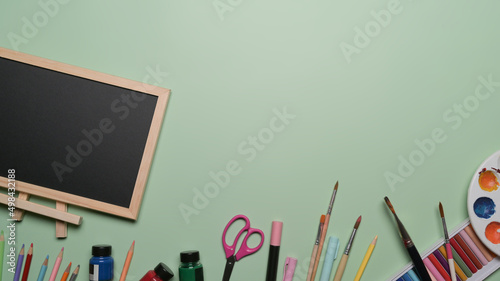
[265,221,283,281]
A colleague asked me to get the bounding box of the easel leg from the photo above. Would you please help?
[13,193,30,221]
[56,202,67,238]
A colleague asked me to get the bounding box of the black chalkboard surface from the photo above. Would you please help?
[0,48,170,219]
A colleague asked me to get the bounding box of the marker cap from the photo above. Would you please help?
[271,221,283,246]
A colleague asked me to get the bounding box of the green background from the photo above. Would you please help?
[1,0,500,280]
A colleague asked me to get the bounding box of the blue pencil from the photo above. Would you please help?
[36,256,49,281]
[13,245,25,281]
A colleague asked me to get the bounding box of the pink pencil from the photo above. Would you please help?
[48,248,64,281]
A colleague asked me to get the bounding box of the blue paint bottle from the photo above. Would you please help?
[90,245,114,281]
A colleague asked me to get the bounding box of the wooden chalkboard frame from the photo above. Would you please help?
[0,47,170,220]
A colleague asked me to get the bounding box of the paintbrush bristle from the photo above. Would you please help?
[384,196,396,214]
[354,215,362,229]
[334,181,338,191]
[320,214,326,223]
[439,202,445,218]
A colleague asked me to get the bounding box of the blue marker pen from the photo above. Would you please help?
[319,236,340,281]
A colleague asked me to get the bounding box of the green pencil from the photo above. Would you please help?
[0,230,4,281]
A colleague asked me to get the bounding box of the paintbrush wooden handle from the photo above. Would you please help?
[311,218,330,281]
[306,245,319,281]
[332,254,348,281]
[448,259,457,281]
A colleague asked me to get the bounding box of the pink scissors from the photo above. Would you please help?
[222,214,265,281]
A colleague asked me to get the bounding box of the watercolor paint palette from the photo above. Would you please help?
[468,150,500,255]
[387,219,500,281]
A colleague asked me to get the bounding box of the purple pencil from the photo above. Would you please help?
[13,244,25,281]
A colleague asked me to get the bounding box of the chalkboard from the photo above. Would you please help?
[0,47,170,219]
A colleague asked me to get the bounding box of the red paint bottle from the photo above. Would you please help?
[140,263,174,281]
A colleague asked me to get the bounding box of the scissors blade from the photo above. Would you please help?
[222,255,236,281]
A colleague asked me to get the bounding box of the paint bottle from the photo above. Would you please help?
[89,245,114,281]
[140,263,174,281]
[178,250,204,281]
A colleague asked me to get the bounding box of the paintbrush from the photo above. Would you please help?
[310,182,339,281]
[306,215,326,281]
[332,216,361,281]
[384,196,432,281]
[440,202,457,281]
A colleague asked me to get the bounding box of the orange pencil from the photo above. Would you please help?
[60,263,71,281]
[119,241,135,281]
[310,182,339,281]
[21,243,33,281]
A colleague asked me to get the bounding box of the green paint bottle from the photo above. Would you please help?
[178,251,204,281]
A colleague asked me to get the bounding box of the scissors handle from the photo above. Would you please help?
[222,215,265,261]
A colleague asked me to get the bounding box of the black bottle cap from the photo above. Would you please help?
[180,250,200,263]
[92,245,112,256]
[154,263,174,281]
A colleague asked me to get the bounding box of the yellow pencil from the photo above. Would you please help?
[353,236,377,281]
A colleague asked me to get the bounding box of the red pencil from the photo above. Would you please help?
[21,243,33,281]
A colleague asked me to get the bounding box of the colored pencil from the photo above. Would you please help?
[13,244,25,281]
[68,265,79,281]
[332,216,361,281]
[439,203,457,281]
[310,182,338,281]
[119,241,135,281]
[21,243,33,281]
[0,230,4,281]
[59,263,71,281]
[48,248,64,281]
[37,256,49,281]
[384,196,432,281]
[353,235,377,281]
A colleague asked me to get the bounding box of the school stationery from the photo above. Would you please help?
[439,203,456,281]
[266,221,282,281]
[353,236,377,281]
[0,47,170,225]
[68,265,79,281]
[179,251,204,281]
[48,248,63,281]
[306,215,325,281]
[222,215,264,281]
[332,216,361,281]
[282,257,297,281]
[13,244,25,281]
[388,219,500,281]
[319,236,340,281]
[118,241,134,281]
[385,197,432,281]
[60,263,71,281]
[310,182,338,281]
[467,150,500,255]
[36,256,49,281]
[21,243,33,281]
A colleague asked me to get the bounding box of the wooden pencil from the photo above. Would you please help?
[68,265,79,281]
[21,243,33,281]
[48,248,64,281]
[119,241,135,281]
[60,263,71,281]
[37,256,49,281]
[13,244,25,281]
[0,230,4,281]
